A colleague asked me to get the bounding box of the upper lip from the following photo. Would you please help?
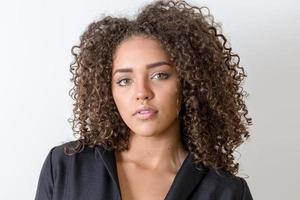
[133,106,158,116]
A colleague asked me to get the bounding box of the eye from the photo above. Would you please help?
[152,72,170,80]
[116,78,131,87]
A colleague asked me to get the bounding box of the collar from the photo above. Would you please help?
[95,146,208,200]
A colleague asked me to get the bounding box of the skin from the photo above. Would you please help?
[111,35,188,199]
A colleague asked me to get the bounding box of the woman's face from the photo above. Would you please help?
[111,35,182,138]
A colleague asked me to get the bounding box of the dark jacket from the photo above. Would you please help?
[35,142,253,200]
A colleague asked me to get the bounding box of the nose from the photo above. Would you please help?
[135,79,154,103]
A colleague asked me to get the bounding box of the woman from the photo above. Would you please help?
[35,0,253,199]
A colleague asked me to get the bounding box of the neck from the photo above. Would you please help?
[116,118,188,172]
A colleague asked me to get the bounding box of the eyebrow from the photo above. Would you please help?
[112,61,172,76]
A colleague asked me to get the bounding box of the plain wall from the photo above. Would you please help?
[0,0,299,199]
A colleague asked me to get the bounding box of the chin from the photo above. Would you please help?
[130,128,160,138]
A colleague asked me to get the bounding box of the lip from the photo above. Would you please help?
[133,106,158,119]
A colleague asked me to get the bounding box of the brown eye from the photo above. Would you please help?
[116,78,131,86]
[152,73,170,80]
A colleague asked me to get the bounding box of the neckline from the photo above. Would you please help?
[114,150,191,200]
[114,150,190,172]
[96,146,208,200]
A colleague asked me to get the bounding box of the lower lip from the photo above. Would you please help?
[135,111,158,120]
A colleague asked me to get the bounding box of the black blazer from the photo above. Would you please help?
[35,141,253,200]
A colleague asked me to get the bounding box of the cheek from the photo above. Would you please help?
[161,86,181,112]
[112,91,131,117]
[112,91,122,110]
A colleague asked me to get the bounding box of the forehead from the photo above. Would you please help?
[112,36,170,69]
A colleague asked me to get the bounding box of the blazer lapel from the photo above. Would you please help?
[163,153,208,200]
[96,146,122,199]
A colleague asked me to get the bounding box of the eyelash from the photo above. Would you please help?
[116,72,171,87]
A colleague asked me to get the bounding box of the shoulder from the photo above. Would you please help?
[44,140,105,177]
[47,140,101,163]
[49,140,93,158]
[197,168,253,200]
[38,141,108,184]
[35,141,109,199]
[204,168,244,188]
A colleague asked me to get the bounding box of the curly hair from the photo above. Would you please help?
[66,0,253,175]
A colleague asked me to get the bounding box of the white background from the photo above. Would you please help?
[0,0,299,199]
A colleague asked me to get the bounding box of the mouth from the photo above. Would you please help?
[135,111,157,119]
[133,106,158,120]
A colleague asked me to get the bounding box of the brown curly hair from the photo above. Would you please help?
[66,0,253,175]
